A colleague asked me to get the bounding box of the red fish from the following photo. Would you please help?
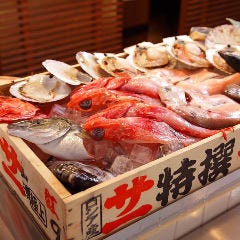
[0,96,41,123]
[82,102,216,146]
[71,74,169,100]
[83,115,199,146]
[83,101,218,139]
[67,88,162,113]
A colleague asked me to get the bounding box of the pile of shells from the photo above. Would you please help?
[8,18,240,103]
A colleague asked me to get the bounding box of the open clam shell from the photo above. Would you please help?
[95,52,138,76]
[42,59,92,85]
[206,48,235,74]
[226,18,240,28]
[163,35,210,69]
[123,41,150,55]
[205,24,240,49]
[189,27,212,42]
[10,74,71,103]
[125,41,176,72]
[76,51,111,79]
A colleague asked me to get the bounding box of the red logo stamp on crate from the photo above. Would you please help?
[102,175,154,234]
[45,188,59,220]
[0,137,25,196]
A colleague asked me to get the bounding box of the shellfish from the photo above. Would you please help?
[206,47,236,74]
[226,18,240,28]
[205,24,240,49]
[42,59,92,85]
[76,51,111,79]
[125,42,176,72]
[163,35,210,69]
[189,27,212,42]
[9,74,71,103]
[96,53,138,76]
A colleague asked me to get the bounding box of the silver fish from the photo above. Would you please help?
[8,118,91,161]
[158,85,240,129]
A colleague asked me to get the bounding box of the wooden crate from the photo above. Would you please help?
[1,78,240,240]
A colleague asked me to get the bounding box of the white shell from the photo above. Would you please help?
[76,51,111,79]
[42,59,92,85]
[189,27,212,41]
[205,24,240,49]
[226,18,240,28]
[123,41,152,55]
[206,48,235,74]
[10,74,71,103]
[163,35,210,69]
[96,53,138,76]
[125,42,176,72]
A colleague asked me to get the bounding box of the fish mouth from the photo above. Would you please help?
[75,128,92,139]
[75,127,105,141]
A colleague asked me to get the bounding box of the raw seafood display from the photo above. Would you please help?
[2,18,240,194]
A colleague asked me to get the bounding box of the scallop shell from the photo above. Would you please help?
[226,18,240,28]
[123,41,151,55]
[163,35,210,69]
[189,27,212,41]
[76,51,111,79]
[96,53,138,76]
[10,74,71,103]
[205,24,240,49]
[42,60,92,85]
[125,41,176,72]
[206,48,235,74]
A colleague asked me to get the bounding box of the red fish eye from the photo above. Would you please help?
[79,99,92,110]
[91,127,105,141]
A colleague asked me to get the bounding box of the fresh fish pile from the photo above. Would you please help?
[2,17,240,193]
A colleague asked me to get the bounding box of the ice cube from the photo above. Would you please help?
[109,155,133,175]
[129,143,160,166]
